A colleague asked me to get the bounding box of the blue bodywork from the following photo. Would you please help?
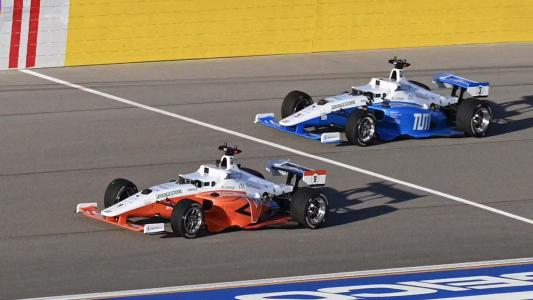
[257,102,463,144]
[433,73,489,88]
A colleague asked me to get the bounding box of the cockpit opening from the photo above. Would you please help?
[390,70,398,81]
[220,157,227,168]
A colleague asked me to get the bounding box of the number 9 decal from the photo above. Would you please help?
[312,174,318,184]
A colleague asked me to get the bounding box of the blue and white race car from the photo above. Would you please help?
[255,58,494,146]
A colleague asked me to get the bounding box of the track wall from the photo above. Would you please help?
[1,0,532,69]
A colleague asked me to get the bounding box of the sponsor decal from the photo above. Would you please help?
[144,223,164,233]
[156,190,182,200]
[331,101,357,110]
[322,134,338,142]
[122,263,533,300]
[389,111,402,118]
[235,270,533,299]
[413,113,431,130]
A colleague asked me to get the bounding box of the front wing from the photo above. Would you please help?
[254,113,341,144]
[76,203,165,234]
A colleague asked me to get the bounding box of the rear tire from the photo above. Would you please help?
[345,110,377,146]
[409,80,431,90]
[240,167,265,179]
[290,188,328,229]
[456,98,492,137]
[281,91,313,119]
[171,200,204,238]
[104,178,138,208]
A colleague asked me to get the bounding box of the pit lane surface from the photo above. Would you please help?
[1,43,532,299]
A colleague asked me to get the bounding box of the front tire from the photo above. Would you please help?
[104,178,138,208]
[290,188,328,229]
[456,99,492,137]
[171,200,204,238]
[345,110,377,146]
[281,90,313,119]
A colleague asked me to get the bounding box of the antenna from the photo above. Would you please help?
[218,143,242,156]
[388,57,410,69]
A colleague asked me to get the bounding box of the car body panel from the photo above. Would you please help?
[255,58,490,144]
[76,147,327,234]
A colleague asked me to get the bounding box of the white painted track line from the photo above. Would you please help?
[21,257,533,300]
[20,69,533,225]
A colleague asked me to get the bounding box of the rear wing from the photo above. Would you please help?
[433,72,489,98]
[266,160,326,186]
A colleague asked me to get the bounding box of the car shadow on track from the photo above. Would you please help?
[332,96,533,145]
[158,182,426,238]
[488,96,533,136]
[321,181,426,227]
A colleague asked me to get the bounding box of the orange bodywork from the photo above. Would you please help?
[78,190,291,233]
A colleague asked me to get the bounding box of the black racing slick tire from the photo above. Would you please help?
[345,110,377,146]
[290,187,328,229]
[281,90,313,119]
[456,98,493,137]
[240,167,265,179]
[171,200,204,238]
[409,80,431,90]
[104,178,138,208]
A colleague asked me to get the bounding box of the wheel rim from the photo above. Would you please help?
[471,107,491,134]
[357,116,375,143]
[183,206,203,235]
[292,97,311,113]
[306,196,327,225]
[115,186,135,202]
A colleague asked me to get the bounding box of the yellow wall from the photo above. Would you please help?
[65,0,533,66]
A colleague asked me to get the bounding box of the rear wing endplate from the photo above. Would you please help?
[433,72,489,97]
[266,160,326,186]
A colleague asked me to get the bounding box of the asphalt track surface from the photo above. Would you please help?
[1,43,532,299]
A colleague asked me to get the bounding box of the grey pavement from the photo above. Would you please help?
[0,43,532,299]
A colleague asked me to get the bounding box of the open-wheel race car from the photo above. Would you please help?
[255,57,494,146]
[76,144,329,238]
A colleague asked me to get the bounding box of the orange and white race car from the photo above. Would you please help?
[76,144,329,238]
